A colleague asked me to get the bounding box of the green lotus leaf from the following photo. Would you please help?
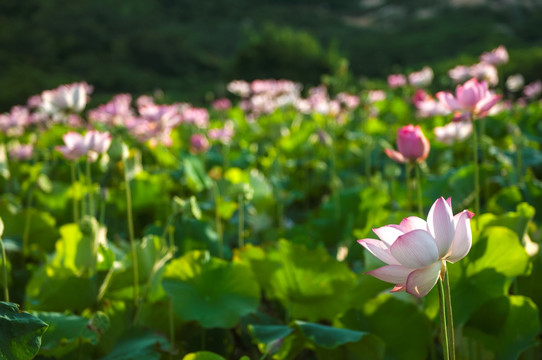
[182,351,226,360]
[0,301,48,360]
[162,250,260,328]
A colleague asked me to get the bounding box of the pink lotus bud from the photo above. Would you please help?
[190,134,210,154]
[480,45,509,66]
[387,74,407,89]
[56,132,87,161]
[385,125,430,163]
[212,97,232,111]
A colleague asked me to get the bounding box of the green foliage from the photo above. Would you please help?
[162,250,260,328]
[236,240,356,321]
[35,311,110,358]
[0,301,48,360]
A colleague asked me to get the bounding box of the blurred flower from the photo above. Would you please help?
[436,78,501,118]
[385,125,430,164]
[448,65,472,83]
[434,121,473,144]
[8,143,34,161]
[412,90,450,117]
[182,107,209,128]
[523,80,542,100]
[358,197,474,297]
[227,80,251,97]
[506,74,525,93]
[212,97,232,111]
[56,132,87,161]
[469,62,498,86]
[84,130,112,162]
[89,94,134,127]
[27,95,42,108]
[387,74,407,89]
[41,82,92,114]
[190,134,210,154]
[480,45,509,66]
[336,92,360,109]
[208,120,235,144]
[367,90,386,103]
[408,66,434,87]
[0,106,32,136]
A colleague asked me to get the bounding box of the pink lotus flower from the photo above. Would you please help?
[523,80,542,100]
[8,143,34,161]
[212,98,232,111]
[41,82,92,114]
[412,90,450,117]
[480,45,508,66]
[434,121,473,144]
[408,66,433,87]
[388,74,407,89]
[436,78,501,119]
[56,132,87,161]
[358,197,474,297]
[84,130,112,162]
[385,125,430,164]
[190,134,210,154]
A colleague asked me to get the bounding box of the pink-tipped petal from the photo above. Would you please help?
[427,197,455,257]
[366,265,413,284]
[63,132,84,149]
[391,284,406,293]
[445,197,452,208]
[436,91,461,111]
[474,94,501,114]
[384,148,406,163]
[446,211,473,263]
[390,229,439,268]
[372,226,405,247]
[357,239,401,265]
[406,261,442,297]
[399,216,428,232]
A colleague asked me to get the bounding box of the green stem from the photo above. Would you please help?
[169,296,175,359]
[86,159,95,217]
[405,163,412,212]
[123,158,139,314]
[22,189,34,258]
[443,266,456,359]
[472,120,480,223]
[213,183,223,259]
[71,162,79,223]
[437,275,450,360]
[238,194,244,248]
[414,163,423,217]
[0,237,9,302]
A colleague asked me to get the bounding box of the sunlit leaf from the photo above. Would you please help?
[162,250,260,328]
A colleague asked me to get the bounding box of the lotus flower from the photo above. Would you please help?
[384,125,430,164]
[358,197,474,297]
[388,74,407,89]
[480,45,509,66]
[84,130,112,162]
[190,134,210,154]
[56,132,87,161]
[436,78,501,119]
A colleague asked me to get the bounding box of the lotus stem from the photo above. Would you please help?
[415,163,423,217]
[123,158,139,313]
[438,264,456,360]
[0,236,9,302]
[22,188,34,258]
[86,159,95,217]
[214,183,224,259]
[405,163,412,212]
[238,193,244,248]
[472,119,480,226]
[71,162,79,223]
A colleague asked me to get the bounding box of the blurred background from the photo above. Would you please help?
[2,0,542,110]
